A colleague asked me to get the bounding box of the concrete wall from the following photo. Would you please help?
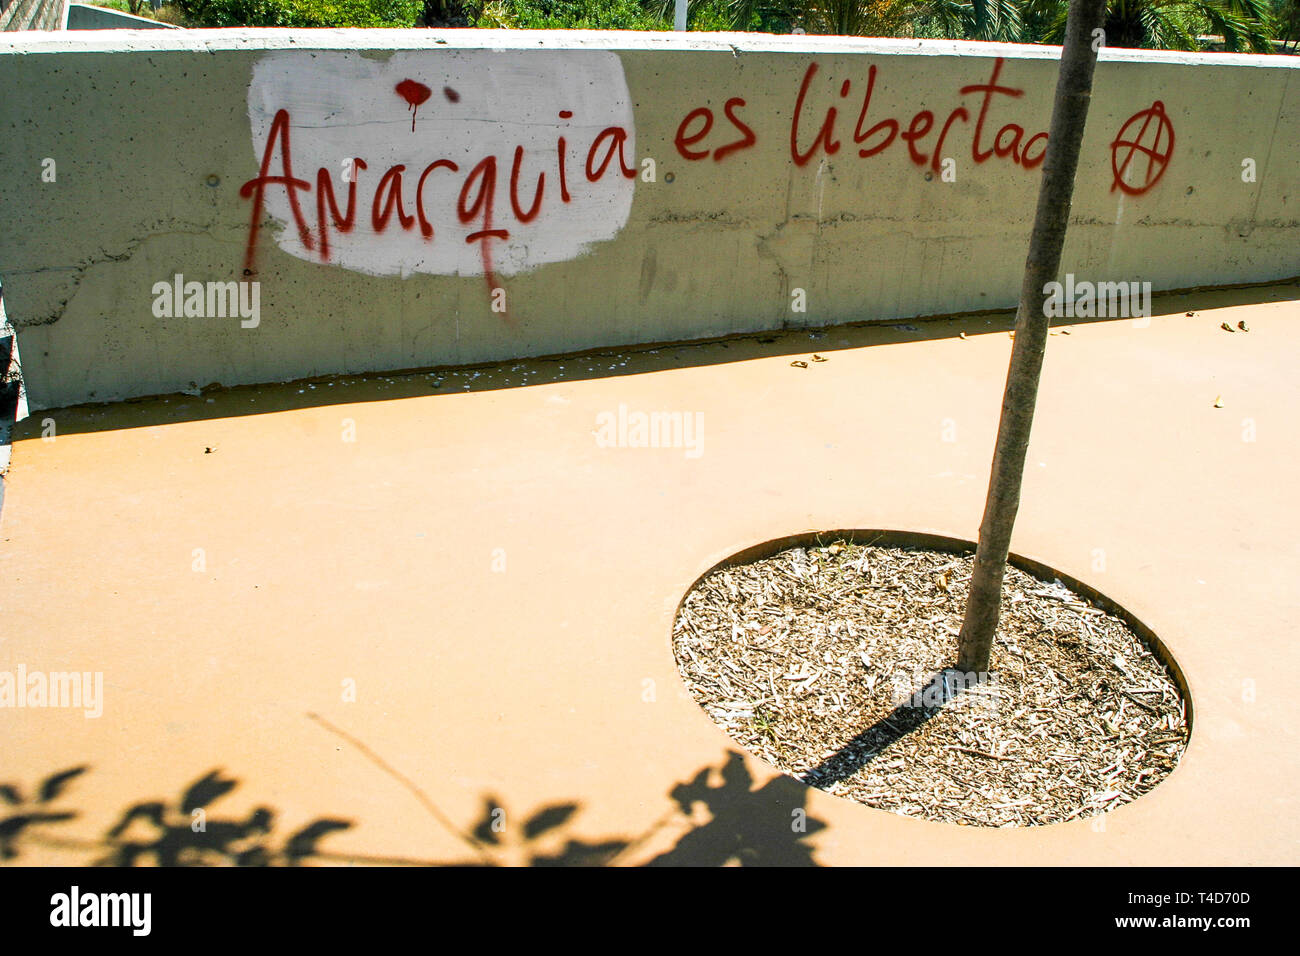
[1,0,66,31]
[64,4,178,28]
[0,29,1296,410]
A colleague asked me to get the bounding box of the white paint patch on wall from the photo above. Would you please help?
[247,50,636,278]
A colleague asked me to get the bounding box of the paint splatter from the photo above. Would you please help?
[443,86,460,103]
[395,79,432,132]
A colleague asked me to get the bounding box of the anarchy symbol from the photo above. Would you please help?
[1110,100,1175,196]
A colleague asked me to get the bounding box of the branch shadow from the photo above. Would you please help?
[2,749,831,867]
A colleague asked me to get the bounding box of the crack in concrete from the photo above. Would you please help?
[6,225,239,328]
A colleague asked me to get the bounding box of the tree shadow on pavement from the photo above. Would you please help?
[799,668,977,791]
[1,748,828,867]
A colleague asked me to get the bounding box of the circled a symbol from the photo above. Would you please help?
[1110,101,1175,196]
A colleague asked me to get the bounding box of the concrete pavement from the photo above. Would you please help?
[1,282,1297,865]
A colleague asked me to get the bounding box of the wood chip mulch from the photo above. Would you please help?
[672,540,1189,827]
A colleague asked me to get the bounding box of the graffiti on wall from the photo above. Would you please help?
[243,50,638,285]
[669,57,1172,195]
[241,52,1174,291]
[1109,99,1174,195]
[790,58,1048,172]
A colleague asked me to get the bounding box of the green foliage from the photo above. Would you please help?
[690,0,747,29]
[174,0,421,26]
[464,0,754,30]
[637,0,787,31]
[465,0,663,28]
[1276,0,1300,47]
[920,0,1023,40]
[1024,0,1275,51]
[109,0,1287,52]
[294,0,424,25]
[90,0,154,15]
[152,3,190,21]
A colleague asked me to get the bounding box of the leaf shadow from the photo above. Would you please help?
[3,748,829,867]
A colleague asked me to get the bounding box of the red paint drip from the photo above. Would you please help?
[395,79,432,132]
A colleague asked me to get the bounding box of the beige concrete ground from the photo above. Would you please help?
[2,283,1297,866]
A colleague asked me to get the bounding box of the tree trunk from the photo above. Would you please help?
[955,0,1109,675]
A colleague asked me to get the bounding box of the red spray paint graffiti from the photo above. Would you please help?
[1110,101,1175,196]
[243,55,1175,318]
[670,56,1175,189]
[240,106,636,296]
[394,79,432,132]
[785,58,1047,173]
[673,97,757,162]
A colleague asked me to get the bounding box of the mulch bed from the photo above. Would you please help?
[672,540,1189,827]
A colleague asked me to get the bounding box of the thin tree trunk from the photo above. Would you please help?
[955,0,1108,675]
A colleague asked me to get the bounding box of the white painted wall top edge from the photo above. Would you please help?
[2,28,1297,69]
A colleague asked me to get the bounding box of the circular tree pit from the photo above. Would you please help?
[672,532,1190,827]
